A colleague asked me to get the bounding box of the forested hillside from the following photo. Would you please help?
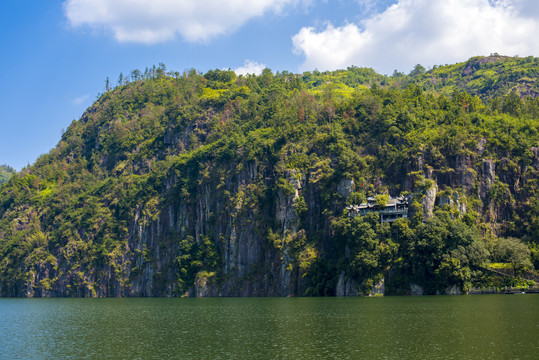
[407,54,539,100]
[0,56,537,297]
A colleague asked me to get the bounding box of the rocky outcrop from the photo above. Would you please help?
[132,145,527,298]
[276,170,303,296]
[9,141,535,298]
[121,162,317,297]
[422,183,437,220]
[480,159,495,199]
[410,284,424,295]
[437,191,466,215]
[531,147,539,170]
[371,279,384,296]
[337,179,355,198]
[336,271,359,296]
[443,285,461,295]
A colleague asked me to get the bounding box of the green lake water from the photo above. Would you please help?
[0,295,537,359]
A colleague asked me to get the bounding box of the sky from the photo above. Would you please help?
[1,0,538,170]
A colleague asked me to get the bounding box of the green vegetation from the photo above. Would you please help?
[0,56,537,297]
[0,165,15,185]
[411,54,539,101]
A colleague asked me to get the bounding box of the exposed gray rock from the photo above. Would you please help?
[193,273,217,297]
[480,159,495,200]
[531,147,539,170]
[410,284,424,295]
[458,201,467,215]
[276,170,305,296]
[462,168,476,191]
[336,271,359,296]
[437,191,466,215]
[438,195,453,207]
[477,138,487,153]
[371,279,384,296]
[444,285,461,295]
[422,183,437,220]
[337,179,355,198]
[336,271,346,296]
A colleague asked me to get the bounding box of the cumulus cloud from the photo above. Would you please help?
[293,0,539,73]
[64,0,302,43]
[234,60,266,76]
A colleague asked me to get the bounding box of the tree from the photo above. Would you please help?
[493,237,533,274]
[502,92,522,117]
[347,192,366,205]
[131,69,142,82]
[375,194,389,207]
[204,69,236,83]
[0,164,16,185]
[409,64,426,77]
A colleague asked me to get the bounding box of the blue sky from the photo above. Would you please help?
[2,0,538,170]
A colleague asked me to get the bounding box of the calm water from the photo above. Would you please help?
[0,296,537,359]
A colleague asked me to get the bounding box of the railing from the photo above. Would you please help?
[349,207,409,222]
[358,208,408,215]
[468,286,539,294]
[482,266,539,283]
[377,208,408,215]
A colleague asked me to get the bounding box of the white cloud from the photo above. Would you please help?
[72,94,90,105]
[356,0,387,14]
[64,0,303,43]
[293,0,539,74]
[234,60,266,76]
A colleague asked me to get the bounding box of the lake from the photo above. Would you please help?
[0,295,537,359]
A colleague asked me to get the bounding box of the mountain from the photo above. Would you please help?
[0,58,537,297]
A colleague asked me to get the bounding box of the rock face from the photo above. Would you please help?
[336,271,359,296]
[119,162,315,297]
[10,140,535,298]
[422,184,437,220]
[337,179,355,198]
[444,285,461,295]
[275,170,303,296]
[410,284,424,295]
[480,159,496,200]
[531,147,539,170]
[7,135,536,299]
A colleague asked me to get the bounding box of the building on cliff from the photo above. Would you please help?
[346,196,409,223]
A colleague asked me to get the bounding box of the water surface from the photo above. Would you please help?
[0,295,537,359]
